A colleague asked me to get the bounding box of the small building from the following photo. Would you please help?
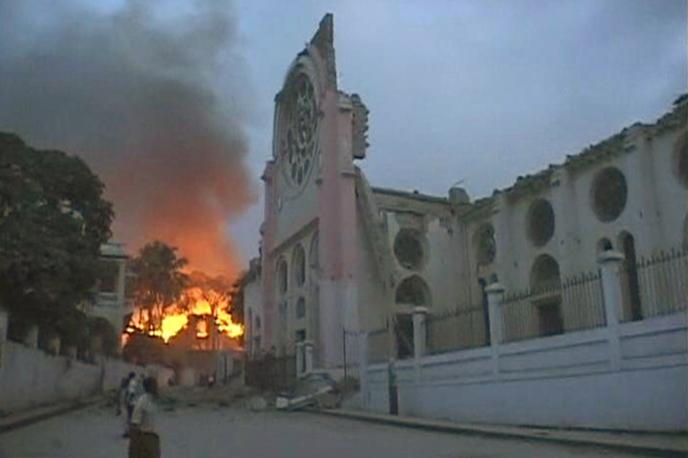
[84,241,134,339]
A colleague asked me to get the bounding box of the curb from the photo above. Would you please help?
[0,397,103,434]
[312,409,688,457]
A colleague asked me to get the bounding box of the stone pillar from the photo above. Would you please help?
[486,283,505,345]
[0,307,8,343]
[412,307,428,359]
[412,306,428,383]
[486,283,505,377]
[24,325,39,348]
[358,332,369,408]
[296,342,305,377]
[304,341,314,374]
[598,250,624,371]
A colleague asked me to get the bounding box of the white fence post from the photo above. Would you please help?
[304,340,314,374]
[598,250,624,371]
[296,342,305,378]
[412,306,428,383]
[486,283,505,377]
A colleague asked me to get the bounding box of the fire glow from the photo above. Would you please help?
[124,286,243,344]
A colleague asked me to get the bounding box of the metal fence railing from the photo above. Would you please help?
[427,306,489,355]
[501,270,605,343]
[630,247,688,321]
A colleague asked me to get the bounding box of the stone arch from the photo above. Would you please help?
[393,275,431,360]
[277,258,288,296]
[308,232,319,281]
[529,254,564,336]
[530,254,561,293]
[395,275,432,307]
[527,199,555,247]
[292,244,306,287]
[295,296,306,319]
[591,167,628,222]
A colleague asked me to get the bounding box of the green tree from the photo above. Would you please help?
[0,133,113,342]
[130,241,189,331]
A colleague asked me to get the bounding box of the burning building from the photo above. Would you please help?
[123,280,243,351]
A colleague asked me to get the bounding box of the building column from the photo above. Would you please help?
[304,340,314,374]
[598,250,624,371]
[486,283,505,377]
[296,341,305,377]
[412,306,428,383]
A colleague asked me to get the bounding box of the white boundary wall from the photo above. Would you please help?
[0,341,171,414]
[363,312,687,431]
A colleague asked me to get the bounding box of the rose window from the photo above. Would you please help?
[280,73,318,188]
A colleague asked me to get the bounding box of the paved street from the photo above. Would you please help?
[0,405,643,458]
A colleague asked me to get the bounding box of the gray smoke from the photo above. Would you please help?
[0,0,257,276]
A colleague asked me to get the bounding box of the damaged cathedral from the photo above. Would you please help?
[242,14,687,430]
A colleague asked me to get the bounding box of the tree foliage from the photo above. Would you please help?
[130,241,188,315]
[0,133,113,337]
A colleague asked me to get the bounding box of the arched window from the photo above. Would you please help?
[292,244,306,287]
[530,254,562,293]
[295,297,306,319]
[530,254,563,336]
[394,275,431,359]
[619,231,642,321]
[277,258,288,296]
[395,275,432,307]
[309,233,319,281]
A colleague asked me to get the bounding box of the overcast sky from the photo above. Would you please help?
[227,0,686,265]
[1,1,685,269]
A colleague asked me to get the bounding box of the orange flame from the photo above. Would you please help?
[124,285,243,344]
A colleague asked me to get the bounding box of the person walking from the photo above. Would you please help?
[120,372,136,437]
[129,376,161,458]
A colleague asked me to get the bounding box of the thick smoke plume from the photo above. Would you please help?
[0,0,256,277]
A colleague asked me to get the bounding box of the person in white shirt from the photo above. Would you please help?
[129,376,160,458]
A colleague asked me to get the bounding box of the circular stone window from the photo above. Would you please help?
[473,223,496,265]
[527,199,555,247]
[278,72,318,190]
[592,167,628,222]
[675,134,688,188]
[393,229,426,270]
